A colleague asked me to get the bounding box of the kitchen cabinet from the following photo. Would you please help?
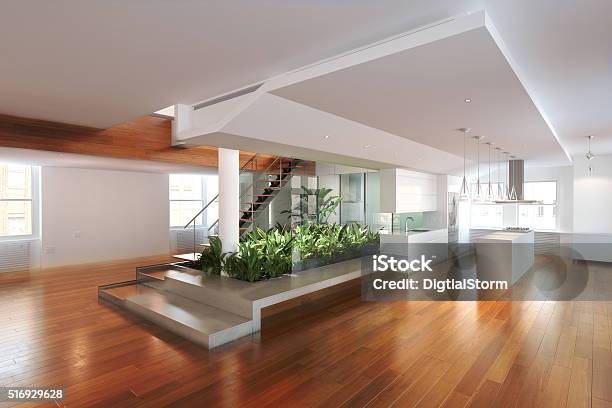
[380,169,438,213]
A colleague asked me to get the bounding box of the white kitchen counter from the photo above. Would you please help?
[475,231,534,284]
[380,228,448,261]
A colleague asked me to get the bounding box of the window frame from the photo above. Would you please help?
[169,174,208,229]
[520,180,559,231]
[0,165,40,242]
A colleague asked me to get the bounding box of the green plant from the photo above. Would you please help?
[199,236,224,275]
[243,227,293,278]
[282,187,342,225]
[292,223,379,262]
[197,223,378,282]
[224,241,265,282]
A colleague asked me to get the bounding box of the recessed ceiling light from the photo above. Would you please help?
[464,98,472,103]
[323,135,330,140]
[363,144,371,149]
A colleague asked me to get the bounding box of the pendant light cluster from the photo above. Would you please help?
[485,142,494,202]
[472,135,484,202]
[495,147,504,199]
[508,155,518,200]
[457,127,519,202]
[459,128,471,201]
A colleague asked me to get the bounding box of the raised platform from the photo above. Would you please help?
[99,258,363,349]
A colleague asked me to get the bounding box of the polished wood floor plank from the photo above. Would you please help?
[0,256,611,407]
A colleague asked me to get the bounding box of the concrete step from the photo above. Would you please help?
[122,285,253,349]
[99,283,143,305]
[154,268,254,320]
[173,253,200,262]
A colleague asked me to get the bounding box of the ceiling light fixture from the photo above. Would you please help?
[472,135,484,202]
[485,142,494,202]
[458,128,471,201]
[363,144,371,149]
[503,152,511,200]
[495,147,504,200]
[464,98,472,103]
[509,155,518,200]
[585,135,595,160]
[323,135,330,140]
[585,135,595,172]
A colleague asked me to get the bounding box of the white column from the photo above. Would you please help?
[218,148,240,253]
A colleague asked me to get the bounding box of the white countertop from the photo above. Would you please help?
[380,228,448,244]
[379,227,446,237]
[475,230,534,243]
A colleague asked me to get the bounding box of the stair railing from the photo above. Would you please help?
[187,155,299,255]
[183,152,259,256]
[235,156,300,231]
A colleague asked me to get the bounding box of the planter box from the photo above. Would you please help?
[292,242,379,272]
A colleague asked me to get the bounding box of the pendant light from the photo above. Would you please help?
[509,155,517,201]
[495,147,504,200]
[503,152,511,200]
[458,128,471,201]
[472,135,484,202]
[586,135,595,173]
[485,142,494,202]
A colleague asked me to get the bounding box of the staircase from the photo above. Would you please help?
[237,156,302,232]
[179,154,303,260]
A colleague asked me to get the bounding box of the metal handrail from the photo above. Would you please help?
[238,156,282,202]
[184,154,298,254]
[183,153,259,229]
[201,156,285,233]
[183,194,219,229]
[208,218,219,232]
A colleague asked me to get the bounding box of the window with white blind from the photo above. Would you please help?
[519,181,557,230]
[0,164,39,240]
[169,174,218,228]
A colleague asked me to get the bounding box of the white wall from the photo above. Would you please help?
[573,154,612,234]
[41,167,170,267]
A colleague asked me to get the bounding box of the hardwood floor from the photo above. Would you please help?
[1,256,611,407]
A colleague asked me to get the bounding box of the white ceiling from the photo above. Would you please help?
[0,0,480,128]
[1,0,611,159]
[271,25,569,167]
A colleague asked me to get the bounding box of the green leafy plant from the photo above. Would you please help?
[199,235,224,275]
[282,187,342,225]
[196,223,378,282]
[224,241,266,282]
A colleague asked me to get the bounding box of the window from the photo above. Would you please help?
[169,174,218,228]
[0,164,38,238]
[519,181,557,230]
[470,203,503,229]
[469,182,503,229]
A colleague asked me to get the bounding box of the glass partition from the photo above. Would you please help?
[340,173,365,224]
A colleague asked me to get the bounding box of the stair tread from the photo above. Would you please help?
[174,253,200,262]
[139,270,167,281]
[101,284,145,300]
[126,286,251,334]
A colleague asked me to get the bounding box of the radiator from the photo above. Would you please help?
[175,228,206,253]
[0,240,31,272]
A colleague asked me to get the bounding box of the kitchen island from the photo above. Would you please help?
[474,230,534,285]
[379,228,448,262]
